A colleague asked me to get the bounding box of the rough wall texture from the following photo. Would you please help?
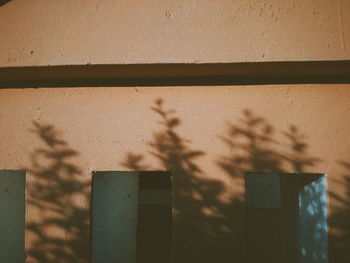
[0,85,350,262]
[1,0,350,262]
[0,0,349,66]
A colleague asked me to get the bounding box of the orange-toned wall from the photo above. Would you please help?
[1,0,350,262]
[0,0,350,66]
[0,85,350,262]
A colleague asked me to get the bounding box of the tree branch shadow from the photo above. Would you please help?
[16,100,348,263]
[122,100,324,263]
[216,109,321,263]
[25,122,89,263]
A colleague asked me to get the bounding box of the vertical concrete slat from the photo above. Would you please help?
[298,176,328,263]
[0,170,26,263]
[92,171,139,263]
[246,173,328,263]
[245,173,285,263]
[246,173,281,208]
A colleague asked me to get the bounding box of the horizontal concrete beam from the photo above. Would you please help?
[1,61,350,88]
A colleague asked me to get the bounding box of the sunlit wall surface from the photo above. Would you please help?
[0,85,349,263]
[0,0,350,66]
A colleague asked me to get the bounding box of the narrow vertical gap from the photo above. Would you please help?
[137,171,172,263]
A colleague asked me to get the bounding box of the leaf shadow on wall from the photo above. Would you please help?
[218,109,319,175]
[217,109,323,263]
[122,99,322,263]
[25,122,90,263]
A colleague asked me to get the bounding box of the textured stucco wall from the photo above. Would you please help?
[0,85,350,262]
[0,0,349,66]
[1,0,350,262]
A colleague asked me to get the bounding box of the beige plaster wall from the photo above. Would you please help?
[0,0,350,66]
[1,0,350,261]
[0,84,350,262]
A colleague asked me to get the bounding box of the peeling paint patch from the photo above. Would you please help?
[262,49,270,58]
[165,10,173,20]
[96,0,102,11]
